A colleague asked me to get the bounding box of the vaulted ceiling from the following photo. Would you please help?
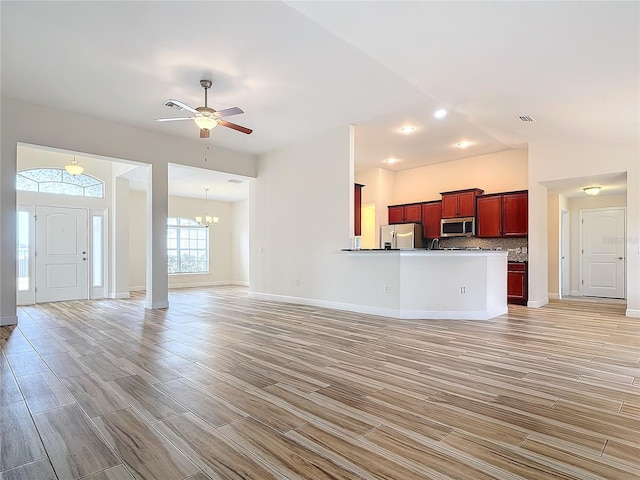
[2,2,638,191]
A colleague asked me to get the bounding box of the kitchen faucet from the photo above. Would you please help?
[430,238,440,250]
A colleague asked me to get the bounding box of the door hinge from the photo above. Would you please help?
[581,280,584,285]
[34,214,37,221]
[35,286,37,292]
[34,251,37,257]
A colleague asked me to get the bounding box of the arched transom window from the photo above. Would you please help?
[16,168,104,198]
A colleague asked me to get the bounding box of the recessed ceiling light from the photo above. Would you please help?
[399,126,415,134]
[456,141,472,148]
[384,158,398,164]
[434,109,447,119]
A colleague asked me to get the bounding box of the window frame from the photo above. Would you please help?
[167,217,210,275]
[16,168,104,198]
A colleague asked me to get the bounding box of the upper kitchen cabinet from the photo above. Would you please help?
[421,201,442,239]
[354,183,364,236]
[441,189,484,218]
[477,190,528,237]
[502,191,528,236]
[388,203,422,224]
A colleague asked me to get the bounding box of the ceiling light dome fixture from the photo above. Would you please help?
[434,109,447,119]
[456,141,472,148]
[583,186,602,196]
[399,126,415,134]
[194,111,219,131]
[65,156,84,175]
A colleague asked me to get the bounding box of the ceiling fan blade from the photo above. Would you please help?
[165,99,198,114]
[215,107,244,118]
[219,120,253,135]
[155,116,194,122]
[200,128,210,139]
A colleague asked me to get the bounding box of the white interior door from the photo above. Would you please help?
[35,206,89,303]
[581,208,625,298]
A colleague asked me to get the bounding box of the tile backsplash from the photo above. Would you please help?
[438,237,529,262]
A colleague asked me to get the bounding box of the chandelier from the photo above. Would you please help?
[195,188,219,227]
[64,156,84,175]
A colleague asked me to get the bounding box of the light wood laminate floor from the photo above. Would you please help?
[1,286,638,480]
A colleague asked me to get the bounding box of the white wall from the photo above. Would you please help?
[250,125,354,298]
[392,149,528,204]
[231,200,250,285]
[1,98,256,323]
[529,142,639,317]
[547,193,561,298]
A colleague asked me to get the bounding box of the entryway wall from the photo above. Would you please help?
[548,192,627,299]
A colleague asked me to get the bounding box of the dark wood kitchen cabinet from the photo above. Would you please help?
[441,188,484,218]
[502,191,528,236]
[508,262,527,305]
[476,190,528,238]
[388,203,422,224]
[421,201,442,239]
[354,183,364,236]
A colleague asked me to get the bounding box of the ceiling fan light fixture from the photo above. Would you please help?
[194,114,218,130]
[65,156,84,175]
[583,186,601,196]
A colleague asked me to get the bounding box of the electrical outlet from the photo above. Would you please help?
[383,285,390,293]
[460,286,466,294]
[295,279,300,286]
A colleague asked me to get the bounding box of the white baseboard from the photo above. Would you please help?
[0,315,18,326]
[140,280,250,290]
[248,292,507,321]
[548,293,561,300]
[145,300,169,309]
[626,309,640,318]
[108,292,130,299]
[527,298,549,308]
[570,290,581,297]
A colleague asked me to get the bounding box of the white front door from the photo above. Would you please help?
[35,206,89,303]
[581,208,625,299]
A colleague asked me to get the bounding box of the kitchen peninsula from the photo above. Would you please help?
[344,249,508,320]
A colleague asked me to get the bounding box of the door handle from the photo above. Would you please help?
[82,258,87,261]
[617,257,624,260]
[82,251,86,254]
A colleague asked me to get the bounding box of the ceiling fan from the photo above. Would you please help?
[156,80,252,138]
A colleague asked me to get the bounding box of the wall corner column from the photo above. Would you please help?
[145,163,169,309]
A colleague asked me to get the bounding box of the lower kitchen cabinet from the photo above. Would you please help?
[507,262,527,305]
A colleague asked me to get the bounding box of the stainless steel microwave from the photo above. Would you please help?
[440,217,475,237]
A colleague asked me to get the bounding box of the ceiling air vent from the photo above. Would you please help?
[518,115,536,122]
[228,179,243,184]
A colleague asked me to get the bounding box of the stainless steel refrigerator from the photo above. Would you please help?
[380,223,423,249]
